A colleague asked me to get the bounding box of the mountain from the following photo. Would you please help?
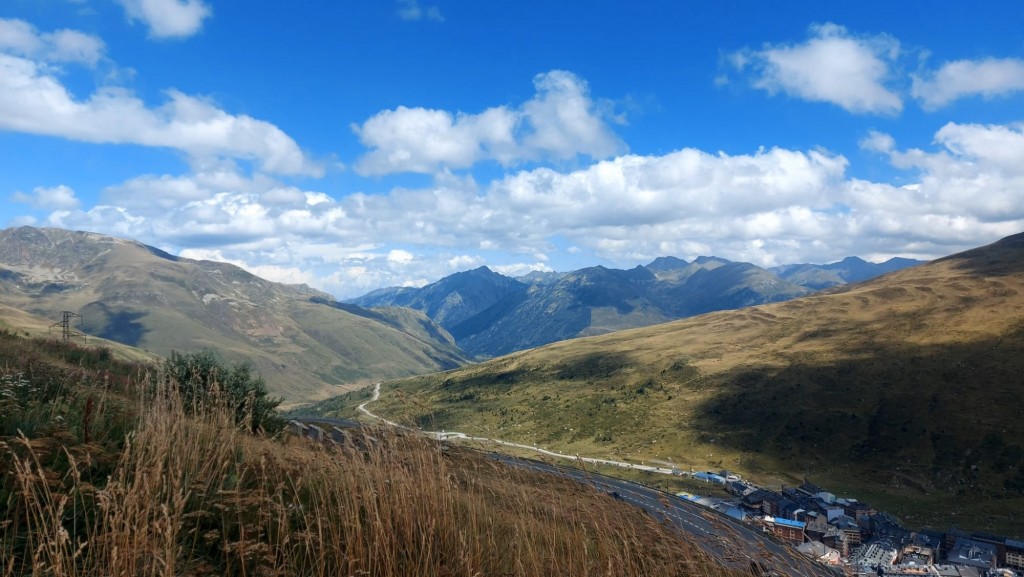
[515,270,566,285]
[0,226,467,403]
[772,256,925,290]
[348,232,1024,535]
[349,266,529,330]
[352,257,811,358]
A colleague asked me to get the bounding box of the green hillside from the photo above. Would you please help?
[0,226,468,404]
[325,232,1024,536]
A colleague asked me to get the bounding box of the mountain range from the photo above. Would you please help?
[0,226,467,404]
[349,254,924,358]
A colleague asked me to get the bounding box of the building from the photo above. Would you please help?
[797,480,825,497]
[897,544,934,567]
[854,538,899,571]
[796,540,841,565]
[830,514,863,546]
[742,489,773,511]
[946,537,996,570]
[764,516,806,546]
[1004,539,1024,569]
[693,471,727,484]
[968,532,1007,566]
[822,527,851,558]
[844,500,875,523]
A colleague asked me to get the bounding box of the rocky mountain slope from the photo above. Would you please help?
[353,254,921,358]
[0,226,467,403]
[346,233,1024,535]
[771,256,924,290]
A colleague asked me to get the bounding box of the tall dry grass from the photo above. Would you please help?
[2,367,743,577]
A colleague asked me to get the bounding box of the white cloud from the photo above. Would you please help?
[521,70,624,161]
[859,130,895,154]
[353,106,519,175]
[353,70,624,175]
[0,51,319,175]
[447,255,484,270]
[912,58,1024,110]
[0,18,105,66]
[12,185,81,210]
[491,262,553,277]
[35,116,1024,298]
[730,23,902,115]
[397,0,444,22]
[117,0,212,39]
[862,122,1024,223]
[387,249,415,264]
[178,248,317,286]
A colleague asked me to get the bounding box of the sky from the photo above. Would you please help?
[2,1,1024,298]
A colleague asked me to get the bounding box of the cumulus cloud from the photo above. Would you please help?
[117,0,212,39]
[729,23,902,115]
[863,122,1024,223]
[0,51,319,175]
[397,0,444,22]
[353,106,519,175]
[178,248,318,286]
[35,110,1024,299]
[492,262,554,277]
[859,130,896,154]
[353,70,625,175]
[0,18,105,66]
[12,185,81,210]
[912,57,1024,110]
[387,249,415,264]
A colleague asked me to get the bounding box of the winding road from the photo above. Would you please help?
[344,381,839,577]
[358,382,683,474]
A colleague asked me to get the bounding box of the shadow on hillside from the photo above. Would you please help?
[83,303,150,347]
[940,232,1024,277]
[695,330,1024,497]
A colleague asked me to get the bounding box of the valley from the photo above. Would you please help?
[312,232,1024,538]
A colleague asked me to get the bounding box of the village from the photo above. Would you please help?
[679,472,1024,577]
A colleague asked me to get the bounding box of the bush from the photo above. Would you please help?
[163,350,284,435]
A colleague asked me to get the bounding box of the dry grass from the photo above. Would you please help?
[0,332,743,577]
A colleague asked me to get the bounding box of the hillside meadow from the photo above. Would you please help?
[319,233,1024,537]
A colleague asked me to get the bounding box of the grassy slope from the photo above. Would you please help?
[0,302,160,364]
[337,233,1024,537]
[0,227,466,404]
[0,331,743,577]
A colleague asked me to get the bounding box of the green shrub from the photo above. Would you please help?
[163,350,284,435]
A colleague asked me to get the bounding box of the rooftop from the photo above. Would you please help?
[769,517,806,529]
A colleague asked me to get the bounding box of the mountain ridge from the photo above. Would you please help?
[0,226,468,403]
[350,253,922,358]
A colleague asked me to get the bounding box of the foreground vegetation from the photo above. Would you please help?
[1,331,743,576]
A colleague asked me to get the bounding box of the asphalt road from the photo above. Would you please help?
[293,415,840,577]
[490,453,841,577]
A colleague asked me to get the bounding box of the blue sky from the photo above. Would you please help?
[2,1,1024,297]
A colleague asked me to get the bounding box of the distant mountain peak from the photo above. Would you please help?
[835,256,868,265]
[646,256,690,271]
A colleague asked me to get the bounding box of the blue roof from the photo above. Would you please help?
[772,518,806,529]
[693,472,726,482]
